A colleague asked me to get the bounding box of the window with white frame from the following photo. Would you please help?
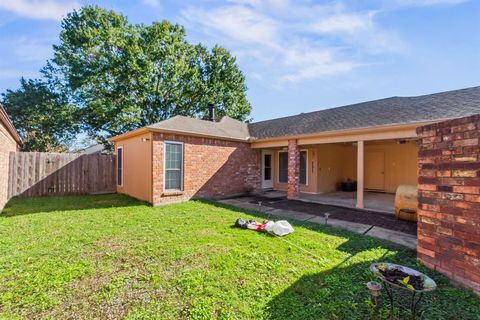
[164,142,183,191]
[278,150,307,185]
[117,147,123,186]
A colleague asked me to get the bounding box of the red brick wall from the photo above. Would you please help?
[0,122,19,210]
[287,139,300,199]
[417,114,480,294]
[152,133,261,205]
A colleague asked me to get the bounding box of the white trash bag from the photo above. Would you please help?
[271,220,294,236]
[265,221,275,233]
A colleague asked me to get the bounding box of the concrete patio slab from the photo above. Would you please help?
[299,191,395,214]
[257,190,395,214]
[365,226,417,249]
[325,219,372,234]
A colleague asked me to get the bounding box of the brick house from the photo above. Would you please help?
[0,105,21,210]
[110,86,480,208]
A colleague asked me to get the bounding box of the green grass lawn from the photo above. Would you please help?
[0,195,479,319]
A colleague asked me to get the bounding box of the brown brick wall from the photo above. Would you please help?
[152,133,261,205]
[0,122,19,210]
[417,114,480,294]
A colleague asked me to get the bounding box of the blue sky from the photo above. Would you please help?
[0,0,479,121]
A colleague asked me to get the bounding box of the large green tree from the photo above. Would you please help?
[46,6,251,143]
[1,78,79,152]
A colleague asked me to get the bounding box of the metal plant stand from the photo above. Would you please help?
[370,263,437,319]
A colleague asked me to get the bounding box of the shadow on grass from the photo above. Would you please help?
[205,200,480,320]
[1,193,148,218]
[267,258,391,320]
[266,257,480,320]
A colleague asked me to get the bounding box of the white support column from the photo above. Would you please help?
[356,140,364,209]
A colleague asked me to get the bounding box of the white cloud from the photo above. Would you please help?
[281,46,357,82]
[0,0,80,20]
[311,12,374,34]
[182,6,278,46]
[181,1,408,83]
[391,0,468,7]
[142,0,160,8]
[227,0,289,9]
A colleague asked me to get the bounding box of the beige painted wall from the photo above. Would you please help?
[115,132,153,202]
[316,144,357,193]
[338,140,418,193]
[314,141,417,193]
[268,140,417,194]
[0,121,19,210]
[364,140,417,193]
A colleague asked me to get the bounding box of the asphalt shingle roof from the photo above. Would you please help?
[142,86,480,142]
[248,86,480,140]
[147,115,250,141]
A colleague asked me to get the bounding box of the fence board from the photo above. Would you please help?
[7,152,116,198]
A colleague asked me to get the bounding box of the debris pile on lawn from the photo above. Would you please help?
[234,218,294,236]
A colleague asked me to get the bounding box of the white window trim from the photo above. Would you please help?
[277,150,308,185]
[117,146,123,187]
[163,141,184,192]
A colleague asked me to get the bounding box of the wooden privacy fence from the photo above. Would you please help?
[8,152,116,198]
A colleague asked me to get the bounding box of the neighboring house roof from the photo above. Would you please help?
[145,115,250,141]
[248,86,480,140]
[0,104,21,144]
[81,144,106,154]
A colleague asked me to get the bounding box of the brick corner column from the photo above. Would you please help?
[151,134,164,205]
[416,114,480,295]
[287,139,300,199]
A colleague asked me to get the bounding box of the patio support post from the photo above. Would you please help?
[287,139,300,199]
[356,140,364,209]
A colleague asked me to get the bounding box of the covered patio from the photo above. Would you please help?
[252,124,419,215]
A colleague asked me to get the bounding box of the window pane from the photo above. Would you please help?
[165,170,181,190]
[165,142,183,190]
[300,151,307,185]
[279,152,288,183]
[117,148,123,186]
[166,143,181,170]
[264,154,271,168]
[264,168,271,180]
